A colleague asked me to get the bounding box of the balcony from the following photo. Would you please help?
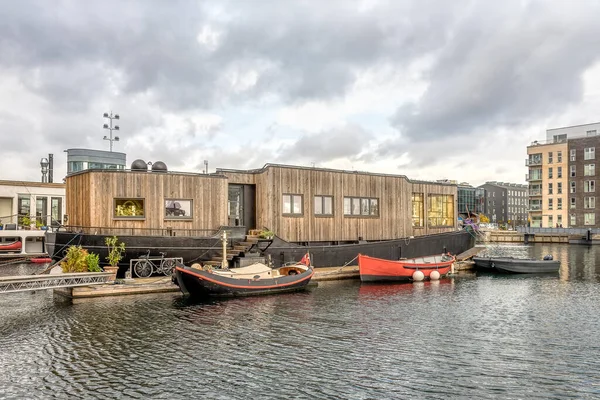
[525,158,542,166]
[528,189,542,196]
[528,204,542,212]
[526,175,543,182]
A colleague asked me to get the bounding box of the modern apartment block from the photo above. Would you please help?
[457,183,485,218]
[478,182,528,227]
[527,122,600,228]
[568,136,599,227]
[65,148,126,175]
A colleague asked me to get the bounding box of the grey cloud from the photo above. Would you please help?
[389,2,600,145]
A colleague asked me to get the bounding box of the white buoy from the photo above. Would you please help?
[430,270,440,281]
[412,270,425,282]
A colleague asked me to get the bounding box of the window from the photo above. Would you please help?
[18,194,31,226]
[51,197,62,226]
[557,167,562,178]
[584,180,595,193]
[412,193,424,227]
[585,197,596,209]
[558,215,562,225]
[344,197,378,216]
[570,214,576,226]
[570,198,576,209]
[570,181,576,193]
[584,164,595,176]
[570,165,576,177]
[557,198,562,210]
[548,152,553,163]
[587,130,597,137]
[570,149,576,161]
[283,194,303,215]
[557,151,562,162]
[427,194,454,227]
[585,147,595,160]
[114,198,145,218]
[548,215,553,227]
[548,183,553,195]
[585,213,596,225]
[548,198,553,210]
[548,168,553,179]
[314,196,333,216]
[165,199,192,219]
[557,182,562,194]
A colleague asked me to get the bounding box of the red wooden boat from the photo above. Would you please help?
[358,253,455,282]
[0,241,22,252]
[30,257,53,264]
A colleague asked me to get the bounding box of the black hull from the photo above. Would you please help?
[360,275,412,283]
[174,265,314,298]
[46,229,475,277]
[265,230,475,267]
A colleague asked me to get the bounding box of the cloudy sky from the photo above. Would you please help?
[2,0,600,186]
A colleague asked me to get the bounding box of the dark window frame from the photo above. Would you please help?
[114,198,146,219]
[282,193,303,216]
[343,196,379,217]
[314,195,334,217]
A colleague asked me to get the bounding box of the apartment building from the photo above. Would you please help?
[528,122,600,228]
[478,182,528,227]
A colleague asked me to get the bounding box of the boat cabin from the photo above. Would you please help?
[64,164,458,243]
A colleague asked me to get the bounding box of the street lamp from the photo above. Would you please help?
[103,111,120,152]
[40,157,49,183]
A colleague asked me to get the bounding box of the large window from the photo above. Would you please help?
[36,196,48,226]
[548,198,553,210]
[114,198,145,218]
[428,194,454,227]
[343,197,379,216]
[584,180,595,193]
[18,195,30,225]
[585,213,596,225]
[570,165,576,177]
[314,195,333,216]
[584,164,595,176]
[570,149,576,161]
[557,182,562,194]
[570,214,576,226]
[570,198,576,209]
[51,197,62,226]
[570,181,576,193]
[585,147,595,160]
[585,197,595,209]
[557,167,562,178]
[557,198,563,210]
[548,152,553,164]
[557,151,562,162]
[283,194,303,215]
[165,199,193,219]
[548,168,553,179]
[412,193,424,227]
[548,183,553,195]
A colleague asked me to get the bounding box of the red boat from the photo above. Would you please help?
[358,253,455,282]
[30,257,53,264]
[0,241,22,252]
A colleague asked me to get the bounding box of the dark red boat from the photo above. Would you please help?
[174,254,314,298]
[0,241,22,252]
[358,253,455,282]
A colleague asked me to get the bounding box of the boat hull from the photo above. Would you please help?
[490,259,560,274]
[174,265,314,298]
[358,253,454,282]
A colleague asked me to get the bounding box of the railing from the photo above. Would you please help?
[0,272,111,294]
[58,225,220,238]
[517,227,600,235]
[528,205,542,211]
[525,159,542,166]
[526,175,543,182]
[529,189,542,196]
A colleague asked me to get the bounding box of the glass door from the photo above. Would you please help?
[228,185,244,226]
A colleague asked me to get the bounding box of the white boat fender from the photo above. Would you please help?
[412,270,425,282]
[430,270,440,280]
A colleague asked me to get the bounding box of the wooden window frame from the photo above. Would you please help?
[427,194,455,228]
[412,193,424,228]
[164,198,193,220]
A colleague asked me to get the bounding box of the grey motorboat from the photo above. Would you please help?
[473,255,559,274]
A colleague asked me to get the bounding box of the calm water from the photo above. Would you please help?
[2,243,600,399]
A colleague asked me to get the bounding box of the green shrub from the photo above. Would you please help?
[61,245,89,273]
[86,253,102,272]
[105,236,126,266]
[258,229,275,239]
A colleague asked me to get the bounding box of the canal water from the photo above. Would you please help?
[1,243,600,399]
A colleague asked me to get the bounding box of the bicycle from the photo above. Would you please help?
[133,251,176,278]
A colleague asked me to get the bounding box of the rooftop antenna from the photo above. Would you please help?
[102,111,121,152]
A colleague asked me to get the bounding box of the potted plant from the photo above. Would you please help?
[60,246,103,273]
[105,236,126,282]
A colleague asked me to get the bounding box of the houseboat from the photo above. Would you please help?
[45,162,475,276]
[0,228,48,261]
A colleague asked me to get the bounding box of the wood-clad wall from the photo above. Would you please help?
[66,171,228,233]
[222,165,457,242]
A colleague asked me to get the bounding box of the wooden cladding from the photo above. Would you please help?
[221,165,457,242]
[66,170,228,235]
